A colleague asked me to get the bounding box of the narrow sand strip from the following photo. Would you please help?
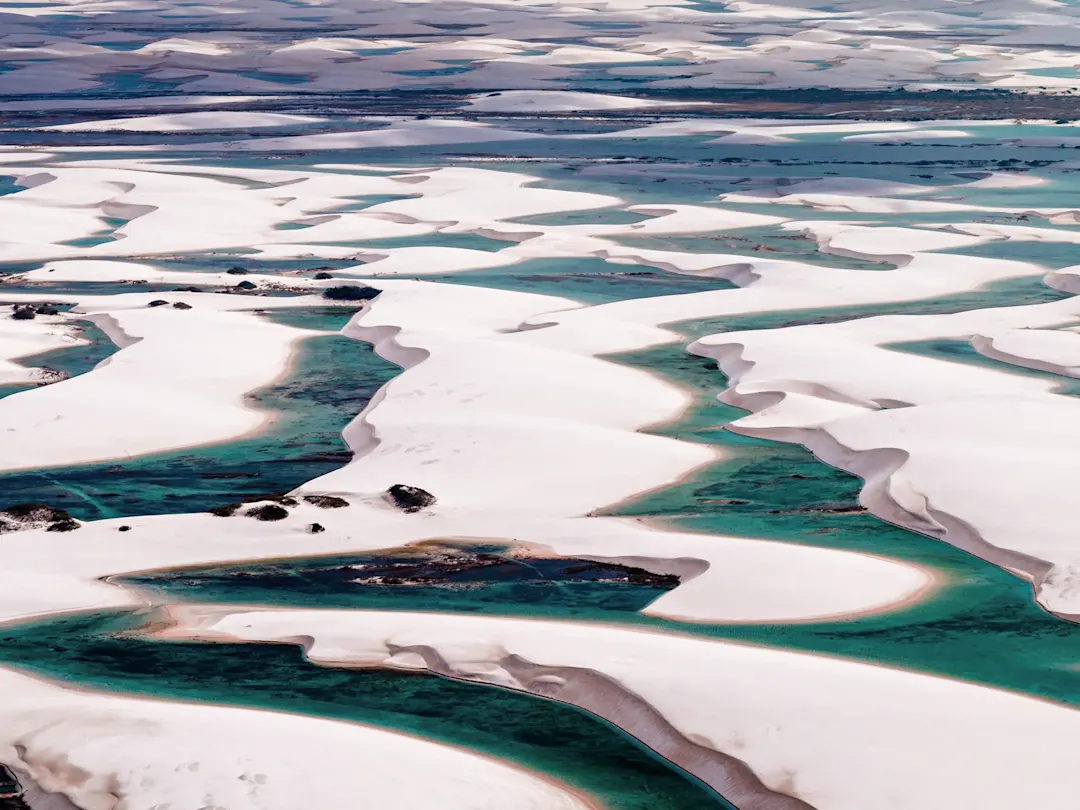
[166,605,1080,810]
[689,294,1080,615]
[0,280,930,627]
[0,664,592,810]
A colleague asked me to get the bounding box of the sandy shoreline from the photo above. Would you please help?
[0,660,598,810]
[3,129,1079,810]
[160,603,1080,810]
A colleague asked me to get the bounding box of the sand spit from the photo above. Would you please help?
[465,90,711,112]
[42,112,326,132]
[1,142,1065,810]
[168,606,1080,810]
[690,293,1080,615]
[0,665,591,810]
[0,309,88,388]
[0,300,321,471]
[0,278,930,627]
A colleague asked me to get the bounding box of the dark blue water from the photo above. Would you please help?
[120,542,679,619]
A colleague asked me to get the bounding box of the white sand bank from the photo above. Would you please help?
[466,90,706,112]
[169,606,1080,810]
[690,295,1080,614]
[0,300,318,471]
[0,278,930,628]
[0,666,589,810]
[43,111,326,132]
[0,309,87,387]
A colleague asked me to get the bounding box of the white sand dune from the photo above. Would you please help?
[0,309,88,387]
[0,142,1072,810]
[0,297,333,471]
[466,90,705,112]
[168,605,1080,810]
[0,277,930,628]
[978,327,1080,378]
[690,294,1080,614]
[840,129,971,142]
[207,119,545,152]
[0,666,589,810]
[43,111,326,132]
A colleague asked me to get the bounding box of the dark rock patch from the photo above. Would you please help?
[303,495,349,509]
[323,285,381,302]
[0,503,80,533]
[246,503,289,521]
[2,503,70,521]
[210,494,297,517]
[387,484,436,513]
[45,519,80,532]
[342,545,682,589]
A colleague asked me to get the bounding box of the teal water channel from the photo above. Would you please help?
[411,256,736,304]
[888,336,1080,396]
[0,308,400,519]
[101,277,1080,710]
[5,138,1080,809]
[0,611,732,810]
[0,318,117,400]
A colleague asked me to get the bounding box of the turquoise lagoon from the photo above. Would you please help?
[0,612,731,810]
[91,292,1080,710]
[6,125,1080,807]
[0,308,399,519]
[0,318,117,401]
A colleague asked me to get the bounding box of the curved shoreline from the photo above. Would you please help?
[0,660,600,810]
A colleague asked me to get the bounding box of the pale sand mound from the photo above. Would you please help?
[44,111,326,132]
[466,90,704,112]
[171,606,1080,810]
[690,294,1080,615]
[0,666,588,810]
[0,302,315,471]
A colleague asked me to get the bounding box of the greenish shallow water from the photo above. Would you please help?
[0,309,400,519]
[6,129,1080,806]
[412,256,737,304]
[0,612,732,810]
[0,319,117,401]
[611,227,890,272]
[888,336,1080,395]
[672,275,1072,340]
[114,318,1080,708]
[600,323,1080,707]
